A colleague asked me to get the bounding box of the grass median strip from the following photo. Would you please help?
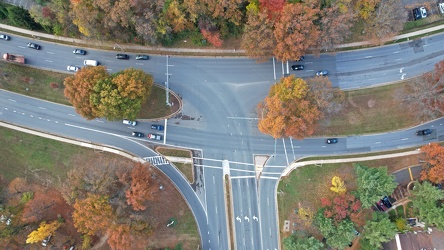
[156,147,194,183]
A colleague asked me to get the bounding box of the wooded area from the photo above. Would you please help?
[0,0,407,61]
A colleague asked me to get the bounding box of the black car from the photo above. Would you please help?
[73,49,86,55]
[27,42,40,50]
[295,56,305,61]
[326,138,338,144]
[135,55,149,60]
[416,128,432,136]
[116,54,129,60]
[381,196,392,208]
[132,132,144,137]
[291,65,304,70]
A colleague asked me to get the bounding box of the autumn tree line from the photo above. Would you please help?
[0,157,179,249]
[284,142,444,250]
[0,0,406,61]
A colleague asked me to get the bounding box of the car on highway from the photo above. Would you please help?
[416,128,432,136]
[326,138,338,144]
[116,54,129,60]
[123,119,137,126]
[291,65,304,70]
[151,124,164,131]
[135,55,149,60]
[147,133,162,140]
[316,70,328,76]
[67,65,80,72]
[0,34,10,40]
[132,132,144,137]
[413,7,427,20]
[73,49,86,55]
[27,42,41,50]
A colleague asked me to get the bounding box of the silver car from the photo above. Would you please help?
[316,70,329,76]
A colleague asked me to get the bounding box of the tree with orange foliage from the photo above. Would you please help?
[257,75,321,139]
[420,143,444,184]
[72,194,114,236]
[64,66,108,120]
[273,3,320,61]
[126,163,157,211]
[107,224,134,250]
[242,6,276,62]
[22,189,65,224]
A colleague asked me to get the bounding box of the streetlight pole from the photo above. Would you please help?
[165,55,173,106]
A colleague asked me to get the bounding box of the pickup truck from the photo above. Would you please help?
[147,133,163,140]
[3,53,25,64]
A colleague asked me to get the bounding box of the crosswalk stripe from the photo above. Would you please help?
[143,156,169,166]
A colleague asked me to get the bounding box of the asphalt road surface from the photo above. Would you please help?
[2,31,444,249]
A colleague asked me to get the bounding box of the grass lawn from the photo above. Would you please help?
[315,81,420,136]
[156,147,194,183]
[0,126,200,248]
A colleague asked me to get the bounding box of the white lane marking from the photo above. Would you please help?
[193,157,254,166]
[18,46,26,48]
[230,176,256,179]
[395,59,402,61]
[375,141,381,144]
[282,138,289,166]
[8,99,16,102]
[265,165,287,168]
[30,115,33,117]
[261,172,282,175]
[227,116,259,120]
[365,56,372,58]
[38,107,46,109]
[267,197,269,206]
[68,114,76,116]
[213,175,215,184]
[305,62,313,64]
[96,120,104,123]
[401,138,408,141]
[260,176,279,179]
[305,69,314,72]
[322,145,327,148]
[393,51,400,54]
[45,60,53,63]
[55,121,58,123]
[46,52,54,54]
[401,74,406,80]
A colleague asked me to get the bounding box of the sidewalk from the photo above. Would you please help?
[1,23,444,55]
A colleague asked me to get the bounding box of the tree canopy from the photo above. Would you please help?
[283,235,324,250]
[420,143,444,184]
[64,67,153,120]
[72,194,114,236]
[257,75,321,139]
[315,212,356,250]
[26,221,61,244]
[410,181,444,230]
[361,212,397,249]
[354,164,397,208]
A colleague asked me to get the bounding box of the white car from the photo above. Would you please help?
[419,6,427,18]
[123,119,137,126]
[67,65,80,72]
[0,34,10,40]
[439,3,444,14]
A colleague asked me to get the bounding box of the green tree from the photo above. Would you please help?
[315,211,355,249]
[283,235,324,250]
[362,212,397,249]
[354,164,397,208]
[6,6,40,30]
[410,181,444,230]
[257,75,321,139]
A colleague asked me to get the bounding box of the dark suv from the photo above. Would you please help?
[27,42,41,50]
[116,54,129,60]
[291,65,304,70]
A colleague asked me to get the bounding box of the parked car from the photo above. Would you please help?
[382,196,392,208]
[354,229,360,236]
[73,49,86,55]
[326,138,338,144]
[123,119,137,126]
[439,3,444,14]
[316,70,328,76]
[67,65,80,72]
[413,7,427,20]
[416,128,432,136]
[135,55,149,60]
[0,34,10,40]
[147,133,162,140]
[116,54,129,60]
[27,42,41,50]
[376,200,387,211]
[151,124,164,131]
[291,65,304,70]
[132,132,144,137]
[42,235,52,247]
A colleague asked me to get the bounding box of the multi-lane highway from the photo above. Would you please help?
[1,31,444,250]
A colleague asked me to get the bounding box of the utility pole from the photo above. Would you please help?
[165,55,173,106]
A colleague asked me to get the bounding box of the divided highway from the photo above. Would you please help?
[2,31,444,249]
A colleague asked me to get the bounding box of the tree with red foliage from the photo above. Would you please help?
[22,189,66,224]
[259,0,285,20]
[125,163,157,211]
[420,143,444,184]
[320,194,362,223]
[200,29,223,47]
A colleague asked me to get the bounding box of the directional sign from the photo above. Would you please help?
[244,216,250,222]
[236,216,241,223]
[253,215,258,221]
